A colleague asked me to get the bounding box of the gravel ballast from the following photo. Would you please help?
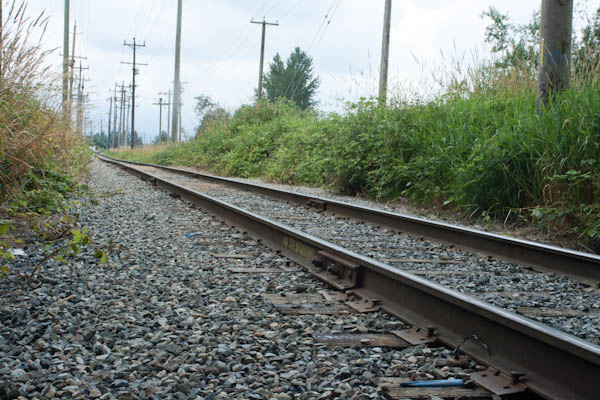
[1,160,488,399]
[136,164,600,345]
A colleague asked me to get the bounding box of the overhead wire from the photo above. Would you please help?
[144,0,168,43]
[276,0,302,21]
[251,0,278,20]
[289,0,342,100]
[281,0,337,99]
[186,1,279,83]
[263,0,283,20]
[136,0,159,41]
[288,0,342,101]
[118,0,154,78]
[144,2,176,66]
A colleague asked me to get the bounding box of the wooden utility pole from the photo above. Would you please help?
[378,0,392,104]
[153,97,165,141]
[537,0,573,108]
[107,95,113,148]
[251,18,278,99]
[159,90,171,142]
[68,22,76,119]
[112,84,119,148]
[75,62,89,136]
[68,22,85,118]
[177,82,187,142]
[171,0,182,143]
[123,94,130,147]
[62,0,70,118]
[123,37,147,149]
[117,81,125,148]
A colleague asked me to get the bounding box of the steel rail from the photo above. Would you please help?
[101,155,600,400]
[99,154,600,284]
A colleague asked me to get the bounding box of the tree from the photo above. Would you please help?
[124,131,143,146]
[482,4,600,78]
[87,132,109,149]
[262,47,320,109]
[574,6,600,74]
[194,94,229,136]
[153,130,169,144]
[481,7,540,71]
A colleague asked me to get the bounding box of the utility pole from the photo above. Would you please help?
[378,0,392,104]
[159,90,171,142]
[177,82,187,142]
[112,84,119,148]
[68,21,76,119]
[117,81,125,148]
[122,37,147,149]
[62,0,70,119]
[68,22,85,120]
[107,95,113,148]
[75,62,89,136]
[171,0,183,143]
[123,94,130,147]
[153,97,167,142]
[537,0,573,108]
[250,18,278,100]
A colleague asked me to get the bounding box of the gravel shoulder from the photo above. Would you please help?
[1,159,485,399]
[171,165,585,253]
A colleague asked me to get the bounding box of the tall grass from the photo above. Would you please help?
[0,1,86,207]
[0,0,88,216]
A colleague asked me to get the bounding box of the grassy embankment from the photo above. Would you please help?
[1,3,92,275]
[109,61,600,251]
[105,143,168,164]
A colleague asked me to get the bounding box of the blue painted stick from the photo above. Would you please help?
[400,379,464,388]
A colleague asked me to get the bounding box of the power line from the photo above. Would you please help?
[187,1,279,83]
[277,0,302,21]
[288,0,342,101]
[145,4,176,65]
[144,0,169,42]
[252,0,278,21]
[263,0,283,18]
[281,1,334,100]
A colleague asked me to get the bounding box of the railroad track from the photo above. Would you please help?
[99,155,600,400]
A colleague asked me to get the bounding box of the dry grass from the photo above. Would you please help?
[0,1,86,205]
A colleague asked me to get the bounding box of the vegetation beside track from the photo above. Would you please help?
[108,81,600,251]
[107,7,600,251]
[0,3,97,278]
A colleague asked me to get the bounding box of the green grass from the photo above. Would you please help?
[105,143,169,164]
[114,74,600,251]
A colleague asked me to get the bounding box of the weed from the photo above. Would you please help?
[0,1,104,280]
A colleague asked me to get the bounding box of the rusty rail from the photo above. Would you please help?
[100,155,600,400]
[98,154,600,285]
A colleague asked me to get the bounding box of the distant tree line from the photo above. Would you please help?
[87,131,143,149]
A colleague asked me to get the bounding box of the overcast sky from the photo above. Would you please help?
[24,0,600,143]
